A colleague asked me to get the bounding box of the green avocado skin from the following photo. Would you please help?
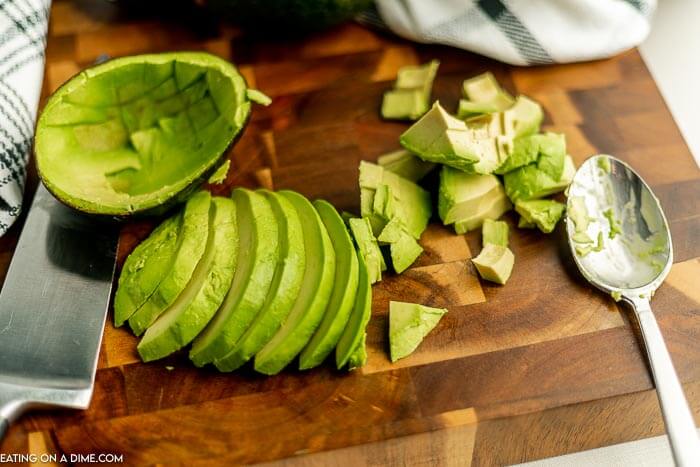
[299,200,360,370]
[189,188,279,367]
[254,190,336,375]
[335,252,372,369]
[114,213,181,327]
[128,191,211,335]
[214,191,306,372]
[137,197,238,362]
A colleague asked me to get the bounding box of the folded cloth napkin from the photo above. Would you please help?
[367,0,656,66]
[0,0,50,235]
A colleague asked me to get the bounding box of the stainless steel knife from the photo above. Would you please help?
[0,183,118,438]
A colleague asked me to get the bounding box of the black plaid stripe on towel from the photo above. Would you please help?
[363,0,656,66]
[0,0,50,235]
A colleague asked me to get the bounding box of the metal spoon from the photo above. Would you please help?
[566,154,700,466]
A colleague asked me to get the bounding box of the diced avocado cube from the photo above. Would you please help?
[535,133,566,181]
[518,216,537,229]
[381,88,428,120]
[454,194,512,234]
[495,134,541,175]
[482,219,509,247]
[389,301,448,362]
[372,184,395,221]
[348,217,384,284]
[438,166,503,224]
[457,99,500,119]
[359,161,431,239]
[507,95,543,137]
[504,155,575,201]
[462,72,514,106]
[396,59,439,91]
[378,218,423,273]
[400,102,482,171]
[377,149,436,181]
[382,60,439,121]
[515,199,566,234]
[472,244,515,285]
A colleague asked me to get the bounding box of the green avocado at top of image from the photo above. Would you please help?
[35,52,268,216]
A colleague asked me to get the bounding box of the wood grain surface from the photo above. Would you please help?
[1,1,700,465]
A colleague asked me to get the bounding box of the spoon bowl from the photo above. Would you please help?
[566,155,700,465]
[566,155,672,298]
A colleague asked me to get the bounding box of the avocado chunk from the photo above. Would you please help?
[482,219,509,247]
[128,191,211,335]
[348,217,384,284]
[381,60,439,120]
[35,52,260,217]
[189,188,279,367]
[207,159,230,184]
[518,216,537,229]
[336,253,372,369]
[359,161,431,239]
[389,301,448,362]
[299,200,360,370]
[377,218,423,273]
[213,191,305,372]
[399,102,484,171]
[254,191,336,375]
[377,149,436,182]
[438,166,505,225]
[457,72,514,118]
[496,132,565,177]
[504,155,575,201]
[114,213,181,327]
[453,193,512,234]
[472,244,515,285]
[137,197,238,362]
[515,199,566,234]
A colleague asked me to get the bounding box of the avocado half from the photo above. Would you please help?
[35,52,254,217]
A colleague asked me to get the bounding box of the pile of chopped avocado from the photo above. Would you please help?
[381,60,439,120]
[472,219,515,285]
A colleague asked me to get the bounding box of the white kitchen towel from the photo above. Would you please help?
[0,0,50,235]
[367,0,656,66]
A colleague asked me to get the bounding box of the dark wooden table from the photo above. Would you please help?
[1,1,699,465]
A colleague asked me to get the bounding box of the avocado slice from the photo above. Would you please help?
[358,161,431,239]
[213,191,305,372]
[137,197,238,361]
[189,188,279,366]
[472,244,515,285]
[389,301,448,362]
[482,219,509,247]
[128,191,211,335]
[254,190,336,375]
[35,52,263,217]
[377,149,436,182]
[336,252,372,369]
[457,72,514,118]
[515,199,566,234]
[299,200,360,370]
[346,333,367,370]
[504,155,575,201]
[114,213,181,327]
[348,217,384,284]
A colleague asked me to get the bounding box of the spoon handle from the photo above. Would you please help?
[632,297,700,465]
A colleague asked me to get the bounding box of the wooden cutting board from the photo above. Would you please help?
[2,1,700,465]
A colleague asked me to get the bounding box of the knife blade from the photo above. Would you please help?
[0,183,118,438]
